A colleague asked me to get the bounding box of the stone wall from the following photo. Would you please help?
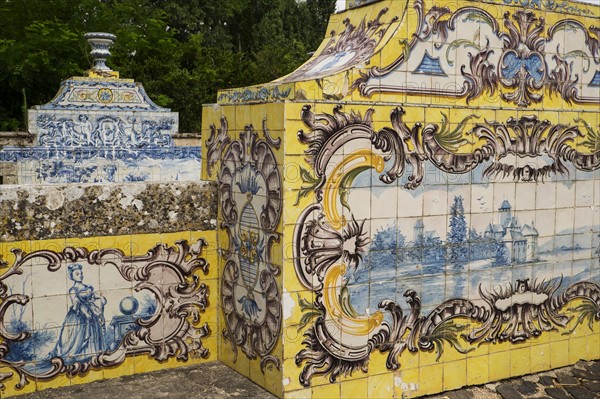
[0,180,218,397]
[0,34,217,397]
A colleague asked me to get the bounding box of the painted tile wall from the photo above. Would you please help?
[0,33,215,398]
[206,0,599,398]
[202,102,285,398]
[0,35,201,185]
[0,182,218,397]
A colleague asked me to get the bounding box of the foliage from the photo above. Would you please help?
[295,295,323,332]
[5,319,56,362]
[0,0,336,132]
[424,319,474,361]
[434,113,477,153]
[563,299,600,335]
[369,223,406,267]
[576,118,600,153]
[295,167,321,206]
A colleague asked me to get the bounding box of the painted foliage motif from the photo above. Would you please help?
[0,240,209,389]
[292,105,600,386]
[355,0,600,106]
[206,118,283,369]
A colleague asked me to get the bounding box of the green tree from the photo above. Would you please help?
[0,0,336,132]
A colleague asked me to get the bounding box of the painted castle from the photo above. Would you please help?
[484,200,539,263]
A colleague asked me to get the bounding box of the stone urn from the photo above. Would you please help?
[84,32,116,73]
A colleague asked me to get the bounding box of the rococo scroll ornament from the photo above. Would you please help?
[292,105,600,386]
[213,118,283,371]
[0,240,209,389]
[282,7,398,82]
[354,0,600,106]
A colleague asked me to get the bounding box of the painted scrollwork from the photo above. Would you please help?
[0,240,209,389]
[298,105,600,190]
[214,118,283,370]
[205,117,230,178]
[293,105,600,386]
[354,0,600,106]
[283,7,398,82]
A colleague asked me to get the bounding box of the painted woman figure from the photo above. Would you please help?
[53,263,107,359]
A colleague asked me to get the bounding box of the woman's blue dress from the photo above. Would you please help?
[53,284,105,359]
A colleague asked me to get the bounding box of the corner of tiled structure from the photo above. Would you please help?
[203,0,600,397]
[0,33,217,397]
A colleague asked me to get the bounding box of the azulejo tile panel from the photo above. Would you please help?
[0,237,211,392]
[0,73,201,184]
[287,103,600,394]
[203,103,284,394]
[356,0,600,107]
[200,0,599,397]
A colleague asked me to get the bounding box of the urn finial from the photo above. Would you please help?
[84,32,119,78]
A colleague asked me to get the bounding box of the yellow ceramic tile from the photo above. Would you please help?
[282,293,314,359]
[400,350,420,370]
[270,239,284,270]
[69,368,104,387]
[236,104,266,131]
[489,350,511,382]
[29,238,66,253]
[443,359,467,392]
[233,347,251,379]
[218,341,237,370]
[531,343,551,373]
[134,353,164,374]
[283,357,306,393]
[159,231,190,247]
[418,363,443,396]
[190,230,218,280]
[312,381,341,398]
[202,279,219,329]
[340,377,369,399]
[418,348,440,367]
[510,346,531,377]
[364,351,389,377]
[550,341,570,369]
[286,388,313,399]
[467,355,489,386]
[587,333,600,360]
[64,236,100,252]
[0,240,29,269]
[395,368,420,398]
[1,368,37,397]
[35,374,72,392]
[367,372,394,399]
[100,359,134,382]
[569,336,588,364]
[200,335,218,362]
[98,235,132,257]
[249,358,267,392]
[131,233,162,255]
[282,259,309,295]
[488,340,512,354]
[264,363,284,399]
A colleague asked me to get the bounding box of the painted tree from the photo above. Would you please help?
[448,195,469,265]
[369,224,406,268]
[493,240,509,266]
